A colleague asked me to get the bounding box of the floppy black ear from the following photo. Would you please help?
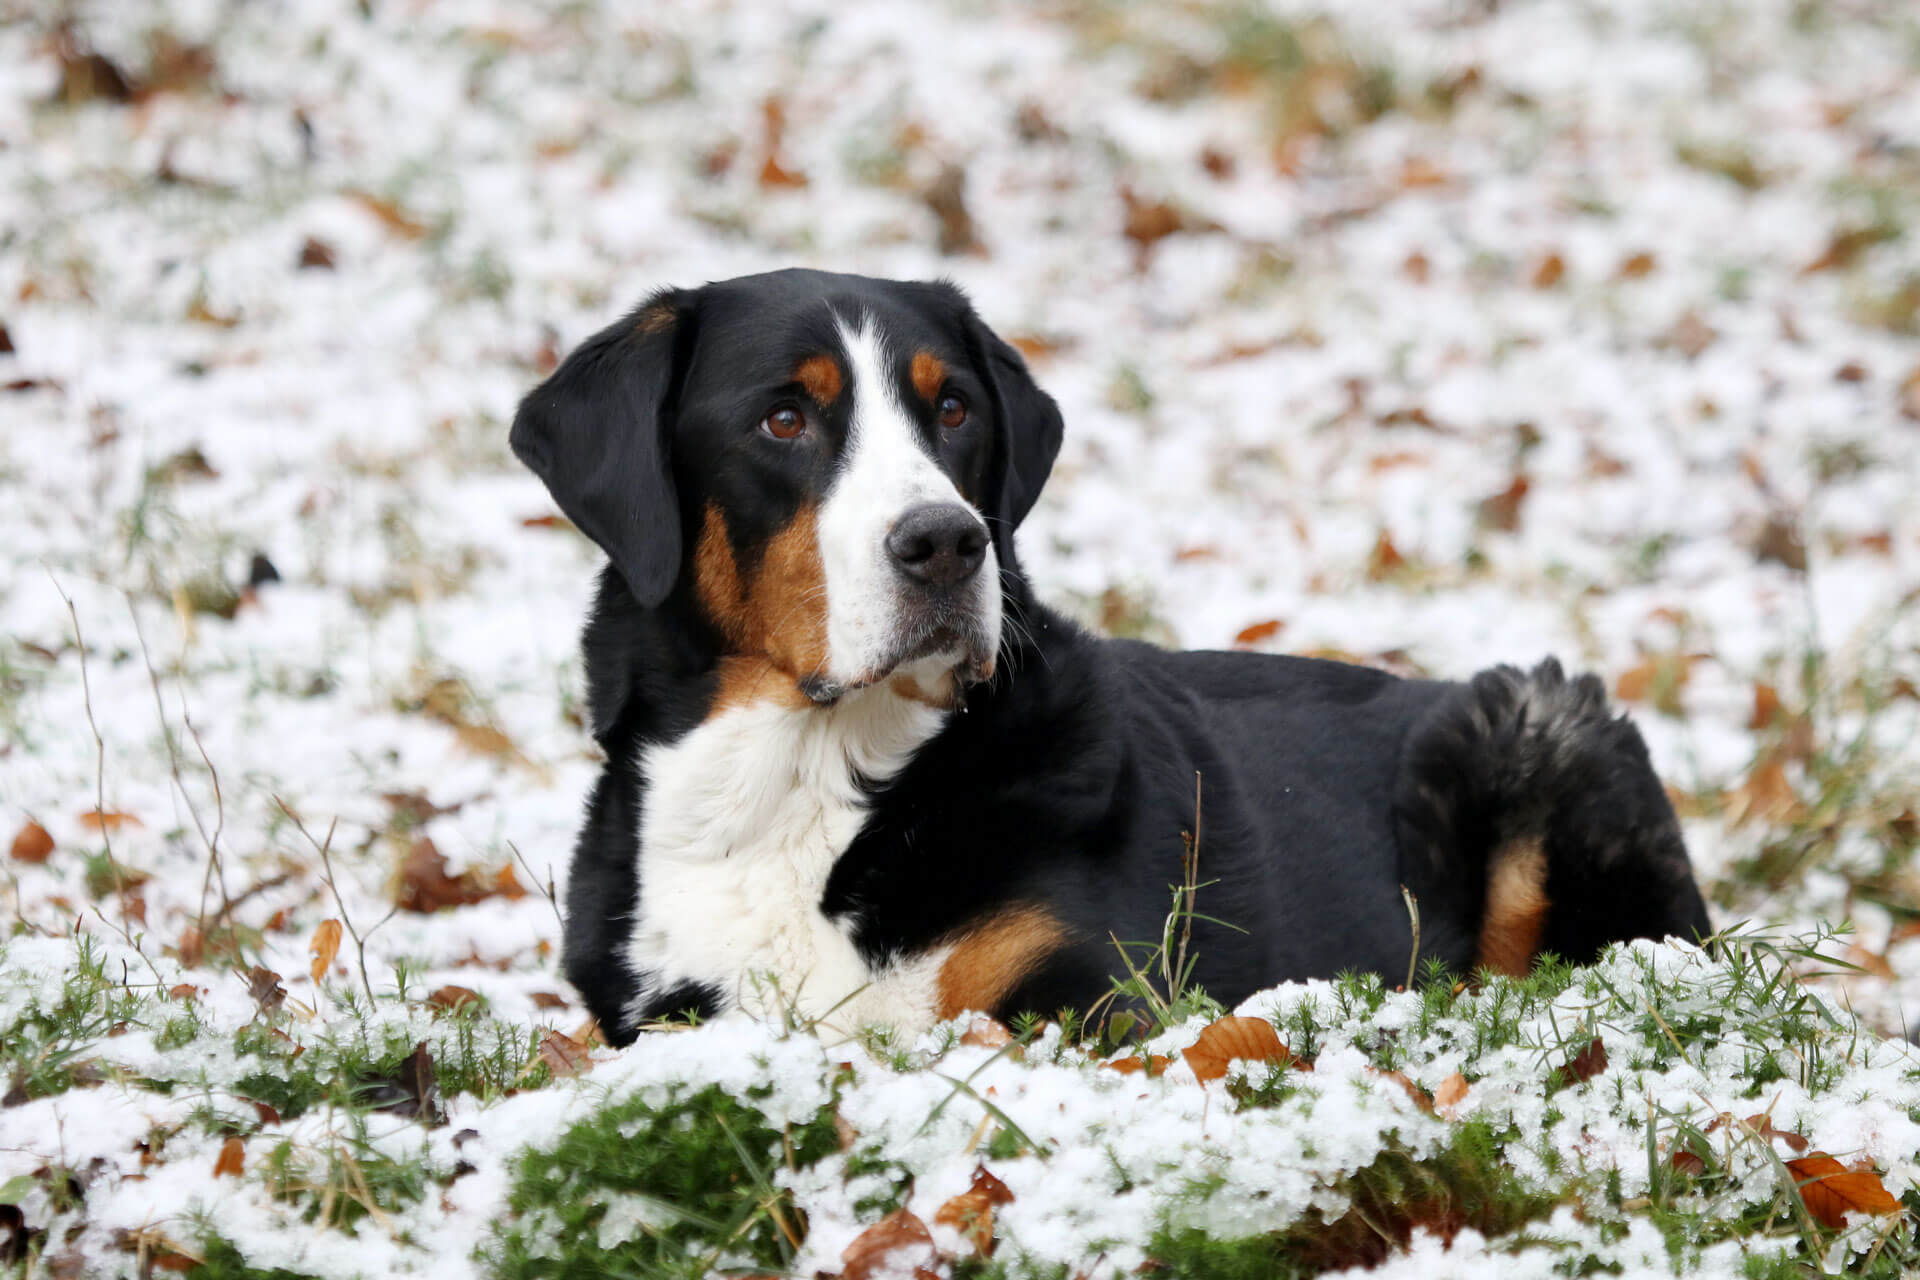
[969,318,1065,534]
[510,290,693,608]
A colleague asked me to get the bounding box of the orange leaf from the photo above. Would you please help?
[1617,251,1657,279]
[529,991,569,1010]
[428,985,482,1012]
[346,190,427,240]
[1750,682,1782,730]
[1786,1154,1903,1228]
[1233,619,1285,648]
[213,1136,244,1178]
[1372,1068,1434,1113]
[1727,756,1800,827]
[1366,531,1406,581]
[1559,1037,1608,1084]
[10,820,53,863]
[1741,1114,1810,1154]
[308,919,342,982]
[1433,1072,1469,1115]
[78,810,142,831]
[960,1016,1014,1049]
[536,1029,593,1078]
[1182,1015,1298,1083]
[841,1208,935,1280]
[1529,251,1565,289]
[933,1165,1015,1257]
[1102,1054,1172,1077]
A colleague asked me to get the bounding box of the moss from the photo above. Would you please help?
[490,1084,840,1278]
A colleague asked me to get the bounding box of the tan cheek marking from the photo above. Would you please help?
[694,504,749,647]
[794,355,842,405]
[888,671,959,709]
[936,905,1069,1020]
[710,655,814,716]
[1474,836,1550,978]
[911,350,946,402]
[747,505,828,680]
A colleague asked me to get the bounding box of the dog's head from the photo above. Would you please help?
[511,269,1063,704]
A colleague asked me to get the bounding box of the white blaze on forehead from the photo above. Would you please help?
[816,312,997,684]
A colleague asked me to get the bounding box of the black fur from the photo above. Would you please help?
[516,269,1715,1044]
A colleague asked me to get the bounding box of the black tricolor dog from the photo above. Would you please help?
[512,268,1713,1044]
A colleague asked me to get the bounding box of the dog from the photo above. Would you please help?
[511,268,1714,1045]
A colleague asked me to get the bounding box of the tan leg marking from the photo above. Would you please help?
[935,904,1069,1020]
[910,350,946,402]
[693,504,829,715]
[1475,835,1550,977]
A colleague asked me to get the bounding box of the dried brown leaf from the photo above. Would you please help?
[1433,1072,1469,1115]
[1233,619,1285,649]
[77,810,141,832]
[841,1208,935,1280]
[1787,1154,1902,1228]
[529,991,569,1010]
[537,1029,593,1078]
[308,919,342,982]
[934,1165,1015,1257]
[213,1137,244,1178]
[1102,1054,1172,1077]
[1182,1015,1298,1083]
[246,966,286,1013]
[428,985,482,1013]
[10,820,53,864]
[1560,1037,1608,1085]
[960,1016,1014,1049]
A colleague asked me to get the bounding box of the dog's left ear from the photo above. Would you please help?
[966,316,1065,539]
[510,290,695,608]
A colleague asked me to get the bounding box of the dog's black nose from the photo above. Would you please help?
[886,503,988,588]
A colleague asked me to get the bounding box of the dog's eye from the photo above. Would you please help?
[937,394,967,430]
[762,406,808,440]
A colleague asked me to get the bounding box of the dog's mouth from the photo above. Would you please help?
[800,618,997,705]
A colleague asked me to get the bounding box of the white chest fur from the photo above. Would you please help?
[625,679,950,1036]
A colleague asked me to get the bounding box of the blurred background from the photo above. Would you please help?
[3,1,1919,1029]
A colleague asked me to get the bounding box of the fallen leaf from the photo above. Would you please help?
[1102,1054,1172,1077]
[1182,1015,1301,1083]
[1234,619,1285,648]
[1120,186,1184,257]
[296,236,336,270]
[396,837,514,913]
[1529,252,1565,289]
[537,1029,593,1078]
[1433,1072,1469,1115]
[1843,945,1896,980]
[1670,1149,1707,1176]
[428,985,482,1013]
[1614,654,1691,714]
[960,1016,1014,1049]
[1668,310,1716,359]
[246,966,286,1013]
[1900,366,1920,421]
[213,1137,244,1178]
[347,190,428,239]
[1750,683,1782,730]
[1402,251,1431,283]
[934,1165,1015,1257]
[1754,513,1807,572]
[9,821,53,864]
[758,98,808,189]
[1476,474,1531,532]
[1399,156,1448,189]
[1559,1037,1608,1085]
[1617,251,1657,279]
[308,920,343,982]
[167,983,199,1002]
[1741,1114,1810,1154]
[1373,1068,1435,1114]
[1786,1154,1902,1229]
[529,991,569,1010]
[1366,531,1406,581]
[1727,756,1801,827]
[841,1208,936,1280]
[77,810,141,832]
[1802,225,1893,276]
[924,163,981,256]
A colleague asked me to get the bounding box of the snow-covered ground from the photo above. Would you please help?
[3,0,1919,1275]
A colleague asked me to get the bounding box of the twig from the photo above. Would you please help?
[507,839,564,932]
[51,576,125,905]
[276,797,396,1006]
[1401,885,1421,992]
[128,597,234,949]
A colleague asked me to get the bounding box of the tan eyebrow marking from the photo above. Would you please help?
[793,354,843,404]
[910,350,946,402]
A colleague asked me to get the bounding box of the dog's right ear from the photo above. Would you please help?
[510,290,694,608]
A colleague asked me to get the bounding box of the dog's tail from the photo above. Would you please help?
[1394,658,1714,977]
